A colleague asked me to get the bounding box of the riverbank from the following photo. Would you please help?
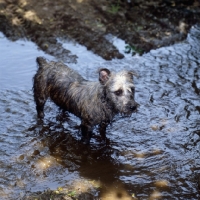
[0,0,200,62]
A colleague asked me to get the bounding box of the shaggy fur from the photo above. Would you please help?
[33,57,138,141]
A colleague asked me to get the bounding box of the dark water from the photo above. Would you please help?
[0,25,200,200]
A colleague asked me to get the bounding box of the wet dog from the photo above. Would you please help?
[33,57,138,142]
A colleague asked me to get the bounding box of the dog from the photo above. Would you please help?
[33,57,138,142]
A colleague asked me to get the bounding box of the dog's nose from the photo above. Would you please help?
[128,101,139,111]
[130,105,137,111]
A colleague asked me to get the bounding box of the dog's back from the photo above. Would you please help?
[36,57,85,82]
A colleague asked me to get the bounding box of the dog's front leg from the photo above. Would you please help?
[80,121,93,144]
[99,122,110,145]
[99,122,107,140]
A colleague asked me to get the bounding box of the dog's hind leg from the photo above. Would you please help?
[33,74,48,119]
[35,97,46,119]
[33,86,47,119]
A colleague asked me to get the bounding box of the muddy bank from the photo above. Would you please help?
[0,0,200,61]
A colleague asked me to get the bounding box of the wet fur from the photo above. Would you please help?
[33,57,137,141]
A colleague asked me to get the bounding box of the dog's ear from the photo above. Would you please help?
[127,70,138,80]
[99,68,111,84]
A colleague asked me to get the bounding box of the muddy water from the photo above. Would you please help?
[0,25,200,200]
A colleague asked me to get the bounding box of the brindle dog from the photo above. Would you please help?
[33,57,138,142]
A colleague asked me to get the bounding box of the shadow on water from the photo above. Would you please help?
[0,25,200,199]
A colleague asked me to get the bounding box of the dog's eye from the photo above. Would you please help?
[114,89,123,96]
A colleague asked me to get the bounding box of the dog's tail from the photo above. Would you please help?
[36,57,47,68]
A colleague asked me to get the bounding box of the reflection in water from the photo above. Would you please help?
[0,25,200,199]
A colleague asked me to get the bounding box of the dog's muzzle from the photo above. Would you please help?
[126,101,138,113]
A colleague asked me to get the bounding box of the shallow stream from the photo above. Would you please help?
[0,25,199,199]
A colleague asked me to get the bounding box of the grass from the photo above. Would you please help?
[108,0,120,14]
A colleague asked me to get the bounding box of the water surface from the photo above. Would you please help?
[0,26,199,199]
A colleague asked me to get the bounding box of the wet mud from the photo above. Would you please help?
[0,0,200,61]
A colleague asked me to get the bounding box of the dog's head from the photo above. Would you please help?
[99,68,138,116]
